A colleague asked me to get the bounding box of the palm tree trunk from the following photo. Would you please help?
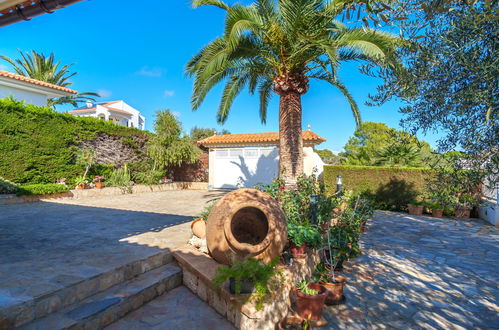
[278,91,303,188]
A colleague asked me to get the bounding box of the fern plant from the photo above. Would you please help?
[212,257,281,310]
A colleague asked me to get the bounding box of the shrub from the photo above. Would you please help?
[0,98,150,184]
[17,183,70,196]
[212,257,281,310]
[0,177,20,194]
[323,165,436,211]
[107,164,133,193]
[287,222,322,248]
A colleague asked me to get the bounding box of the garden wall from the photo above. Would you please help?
[0,99,150,184]
[323,165,436,210]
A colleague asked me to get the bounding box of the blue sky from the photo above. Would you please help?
[0,0,441,152]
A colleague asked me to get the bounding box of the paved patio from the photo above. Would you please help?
[325,211,499,329]
[0,190,224,320]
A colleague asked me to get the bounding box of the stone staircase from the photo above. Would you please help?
[2,251,182,330]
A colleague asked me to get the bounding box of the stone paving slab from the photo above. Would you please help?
[325,211,499,329]
[105,286,235,330]
[0,190,224,320]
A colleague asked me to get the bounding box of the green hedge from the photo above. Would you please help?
[17,183,70,196]
[0,98,150,184]
[323,165,436,211]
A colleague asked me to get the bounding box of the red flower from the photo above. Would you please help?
[279,186,285,190]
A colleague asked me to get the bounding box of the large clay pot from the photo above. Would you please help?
[206,189,287,265]
[191,218,206,238]
[95,182,103,189]
[295,283,328,321]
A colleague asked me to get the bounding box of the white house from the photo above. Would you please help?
[68,100,146,130]
[0,69,77,106]
[198,130,326,189]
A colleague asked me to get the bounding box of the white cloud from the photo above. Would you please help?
[136,66,163,77]
[97,89,112,98]
[172,111,181,118]
[163,90,175,97]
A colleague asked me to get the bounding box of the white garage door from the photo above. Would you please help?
[213,147,279,189]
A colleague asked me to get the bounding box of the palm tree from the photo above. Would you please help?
[187,0,400,187]
[376,144,422,167]
[1,50,99,107]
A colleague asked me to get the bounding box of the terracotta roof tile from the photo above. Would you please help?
[0,70,77,94]
[198,130,326,146]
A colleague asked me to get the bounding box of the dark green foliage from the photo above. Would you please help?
[212,257,280,310]
[16,183,70,196]
[323,165,436,210]
[190,126,230,141]
[315,149,340,165]
[0,177,19,194]
[0,98,150,184]
[256,174,336,225]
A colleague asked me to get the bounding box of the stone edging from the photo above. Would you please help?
[0,182,209,205]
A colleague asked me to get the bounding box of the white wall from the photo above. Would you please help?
[0,85,48,106]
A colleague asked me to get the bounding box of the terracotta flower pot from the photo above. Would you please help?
[321,275,346,304]
[295,283,328,321]
[455,208,471,219]
[290,242,307,258]
[95,182,103,189]
[191,218,206,238]
[432,209,444,218]
[407,204,424,216]
[77,184,85,190]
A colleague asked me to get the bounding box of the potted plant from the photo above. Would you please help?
[407,200,424,216]
[74,176,87,190]
[287,222,322,258]
[212,257,280,310]
[294,280,328,321]
[93,176,105,189]
[430,202,444,218]
[312,264,345,305]
[454,193,477,219]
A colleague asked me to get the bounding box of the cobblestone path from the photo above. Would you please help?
[325,211,499,329]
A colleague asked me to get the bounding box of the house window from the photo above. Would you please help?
[229,149,243,157]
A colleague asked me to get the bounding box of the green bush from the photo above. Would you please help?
[0,98,150,184]
[17,183,70,196]
[108,164,133,193]
[323,165,436,211]
[0,177,20,194]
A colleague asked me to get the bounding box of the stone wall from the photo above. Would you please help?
[78,132,148,166]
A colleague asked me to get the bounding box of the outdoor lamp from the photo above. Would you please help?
[336,174,343,195]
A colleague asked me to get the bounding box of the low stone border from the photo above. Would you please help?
[173,245,320,330]
[0,182,208,205]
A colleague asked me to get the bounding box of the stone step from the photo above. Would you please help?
[20,263,182,330]
[2,251,173,328]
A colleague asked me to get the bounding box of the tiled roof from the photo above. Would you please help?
[198,130,326,146]
[0,70,77,94]
[68,101,132,116]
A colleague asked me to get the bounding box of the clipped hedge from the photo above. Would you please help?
[17,183,70,196]
[0,98,150,184]
[323,165,436,211]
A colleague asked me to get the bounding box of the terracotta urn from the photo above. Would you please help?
[206,189,287,265]
[295,283,328,321]
[191,218,206,238]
